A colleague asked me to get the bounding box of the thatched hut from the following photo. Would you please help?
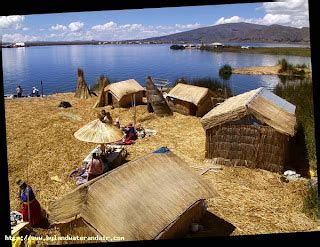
[74,68,92,99]
[166,83,214,117]
[200,87,296,173]
[93,76,109,108]
[48,149,217,242]
[103,79,145,108]
[146,76,172,116]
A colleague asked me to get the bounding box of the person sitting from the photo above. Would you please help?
[100,110,113,125]
[114,118,121,128]
[121,123,137,144]
[16,179,42,227]
[31,87,39,97]
[135,123,146,139]
[87,153,104,181]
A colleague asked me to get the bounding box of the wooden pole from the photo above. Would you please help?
[41,80,43,97]
[134,93,136,126]
[26,153,31,224]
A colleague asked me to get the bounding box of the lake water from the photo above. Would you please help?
[2,44,311,96]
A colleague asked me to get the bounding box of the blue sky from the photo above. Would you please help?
[0,0,309,42]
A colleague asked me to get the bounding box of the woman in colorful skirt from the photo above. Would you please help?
[16,179,42,227]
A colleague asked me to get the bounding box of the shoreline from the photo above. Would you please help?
[201,46,311,57]
[232,65,312,76]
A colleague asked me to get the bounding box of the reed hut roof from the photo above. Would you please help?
[103,79,144,101]
[166,83,210,106]
[201,87,296,136]
[48,150,217,241]
[74,119,123,144]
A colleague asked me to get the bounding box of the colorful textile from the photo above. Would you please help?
[19,199,42,226]
[20,186,35,203]
[153,147,171,154]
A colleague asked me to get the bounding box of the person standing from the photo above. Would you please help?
[16,85,23,98]
[16,179,42,226]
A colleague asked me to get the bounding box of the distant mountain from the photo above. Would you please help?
[140,22,310,44]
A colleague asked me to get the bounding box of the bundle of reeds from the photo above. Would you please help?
[146,76,173,116]
[93,76,109,108]
[75,68,92,99]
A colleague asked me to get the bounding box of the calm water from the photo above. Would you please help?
[2,44,311,95]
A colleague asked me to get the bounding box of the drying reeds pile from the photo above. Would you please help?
[4,93,318,241]
[74,68,92,99]
[93,75,109,108]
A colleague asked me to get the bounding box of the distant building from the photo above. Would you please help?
[211,42,224,48]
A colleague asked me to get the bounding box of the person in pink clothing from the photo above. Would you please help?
[87,153,104,181]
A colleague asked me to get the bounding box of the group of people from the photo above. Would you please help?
[98,109,145,144]
[15,85,40,98]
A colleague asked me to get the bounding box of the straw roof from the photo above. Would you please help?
[48,150,217,241]
[201,87,296,136]
[166,83,210,106]
[104,79,144,101]
[74,119,123,144]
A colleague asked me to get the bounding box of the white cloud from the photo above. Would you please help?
[215,16,245,25]
[214,0,309,28]
[2,33,40,42]
[51,24,68,31]
[89,21,203,40]
[258,14,291,25]
[175,23,201,29]
[0,15,25,30]
[92,21,117,31]
[51,22,84,32]
[68,21,84,32]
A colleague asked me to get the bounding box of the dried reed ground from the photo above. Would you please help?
[4,93,318,238]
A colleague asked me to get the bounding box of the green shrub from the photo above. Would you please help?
[219,64,233,80]
[278,58,289,72]
[277,59,308,76]
[274,79,316,164]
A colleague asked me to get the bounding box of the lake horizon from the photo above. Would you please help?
[2,44,311,96]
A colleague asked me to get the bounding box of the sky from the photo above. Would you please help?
[0,0,309,42]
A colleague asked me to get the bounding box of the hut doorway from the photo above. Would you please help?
[190,104,197,116]
[107,93,113,105]
[147,103,154,113]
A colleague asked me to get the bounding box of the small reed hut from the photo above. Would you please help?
[93,76,109,108]
[166,83,214,117]
[146,76,173,116]
[48,149,217,242]
[200,87,296,173]
[74,68,92,99]
[103,79,145,108]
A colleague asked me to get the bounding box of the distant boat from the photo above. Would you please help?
[15,42,26,47]
[211,42,224,48]
[241,46,250,49]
